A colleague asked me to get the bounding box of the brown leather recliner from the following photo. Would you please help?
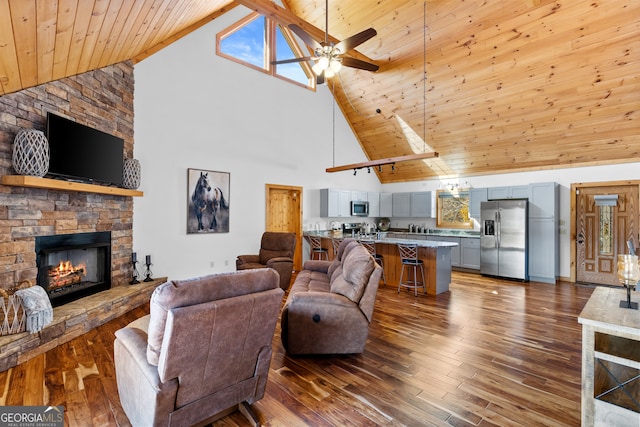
[236,231,296,290]
[114,269,284,427]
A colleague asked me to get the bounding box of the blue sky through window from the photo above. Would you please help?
[218,14,310,87]
[219,16,265,68]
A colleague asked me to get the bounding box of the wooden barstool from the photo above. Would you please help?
[397,243,426,295]
[306,235,328,260]
[331,238,343,260]
[360,240,386,286]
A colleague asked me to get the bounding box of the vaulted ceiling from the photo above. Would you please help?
[0,0,638,183]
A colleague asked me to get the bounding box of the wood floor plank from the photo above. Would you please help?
[1,272,598,426]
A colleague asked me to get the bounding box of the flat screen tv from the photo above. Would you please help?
[46,112,124,186]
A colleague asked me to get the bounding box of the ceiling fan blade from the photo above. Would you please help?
[271,57,312,65]
[334,28,377,53]
[289,24,323,51]
[341,56,380,72]
[316,72,325,85]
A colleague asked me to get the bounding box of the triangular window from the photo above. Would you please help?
[217,12,314,90]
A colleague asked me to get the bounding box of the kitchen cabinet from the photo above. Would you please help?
[528,182,558,218]
[469,188,488,220]
[488,185,529,200]
[410,191,433,217]
[527,182,558,284]
[392,192,411,217]
[320,189,351,217]
[351,191,367,202]
[460,237,480,270]
[379,193,392,217]
[367,192,380,217]
[427,236,460,266]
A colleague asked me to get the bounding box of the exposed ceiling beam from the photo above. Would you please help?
[236,0,376,65]
[325,152,439,173]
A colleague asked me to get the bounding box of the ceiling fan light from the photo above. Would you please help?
[312,62,324,75]
[317,56,330,70]
[329,59,342,73]
[324,67,335,78]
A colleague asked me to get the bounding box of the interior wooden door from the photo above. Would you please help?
[576,184,639,286]
[265,184,303,271]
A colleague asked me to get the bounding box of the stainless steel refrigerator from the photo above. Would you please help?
[480,199,529,280]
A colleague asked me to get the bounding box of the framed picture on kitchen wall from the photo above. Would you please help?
[187,168,230,234]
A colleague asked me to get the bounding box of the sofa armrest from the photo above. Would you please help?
[115,327,165,389]
[265,256,293,267]
[302,260,332,273]
[236,254,260,266]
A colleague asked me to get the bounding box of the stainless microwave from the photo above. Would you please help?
[351,200,369,217]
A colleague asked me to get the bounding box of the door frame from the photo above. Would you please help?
[265,183,303,271]
[569,179,640,283]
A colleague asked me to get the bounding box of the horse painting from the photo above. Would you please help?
[191,171,229,232]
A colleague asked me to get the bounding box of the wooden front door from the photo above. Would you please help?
[265,184,303,271]
[575,183,639,286]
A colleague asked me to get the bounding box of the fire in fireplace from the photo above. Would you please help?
[35,231,111,306]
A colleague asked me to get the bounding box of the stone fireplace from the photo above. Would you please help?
[35,232,111,307]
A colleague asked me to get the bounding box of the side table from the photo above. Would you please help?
[578,286,640,426]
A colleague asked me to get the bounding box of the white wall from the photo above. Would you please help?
[134,7,639,282]
[133,9,379,281]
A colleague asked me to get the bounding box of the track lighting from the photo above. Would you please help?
[391,163,396,172]
[353,169,357,176]
[367,167,371,173]
[378,165,382,172]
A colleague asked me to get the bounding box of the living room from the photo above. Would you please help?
[0,1,638,426]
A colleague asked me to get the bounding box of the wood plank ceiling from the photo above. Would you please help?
[0,0,638,183]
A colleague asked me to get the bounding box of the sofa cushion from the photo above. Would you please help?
[330,244,375,303]
[147,269,278,366]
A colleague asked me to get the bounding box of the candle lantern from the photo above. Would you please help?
[617,254,639,309]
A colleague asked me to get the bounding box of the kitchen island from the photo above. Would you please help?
[306,233,456,295]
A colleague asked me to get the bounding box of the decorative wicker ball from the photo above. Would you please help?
[123,158,141,189]
[12,129,50,177]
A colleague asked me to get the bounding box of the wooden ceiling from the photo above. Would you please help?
[0,0,638,183]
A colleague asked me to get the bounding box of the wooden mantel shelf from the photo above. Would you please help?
[1,175,143,197]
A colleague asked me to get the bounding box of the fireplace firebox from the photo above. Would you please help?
[35,231,111,307]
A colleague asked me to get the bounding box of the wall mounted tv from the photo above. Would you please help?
[46,112,124,187]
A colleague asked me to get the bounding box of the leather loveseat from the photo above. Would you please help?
[280,238,382,355]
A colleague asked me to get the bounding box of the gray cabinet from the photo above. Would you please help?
[528,219,556,282]
[488,185,528,200]
[469,188,488,220]
[367,192,380,217]
[427,236,460,266]
[460,237,480,270]
[351,191,367,202]
[527,182,558,283]
[528,182,557,219]
[410,191,433,217]
[320,189,351,217]
[392,192,411,217]
[379,193,392,217]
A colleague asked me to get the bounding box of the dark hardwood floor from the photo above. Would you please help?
[0,272,595,426]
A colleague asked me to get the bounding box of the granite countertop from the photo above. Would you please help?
[303,231,458,247]
[388,230,480,238]
[375,237,458,248]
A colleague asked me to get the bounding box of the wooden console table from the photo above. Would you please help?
[578,287,640,426]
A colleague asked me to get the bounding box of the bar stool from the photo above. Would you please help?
[397,243,426,295]
[331,238,343,260]
[359,240,386,286]
[306,235,328,260]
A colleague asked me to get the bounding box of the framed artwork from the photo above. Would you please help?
[187,168,230,234]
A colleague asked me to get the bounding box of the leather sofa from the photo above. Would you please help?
[114,269,284,427]
[281,238,382,355]
[236,231,296,290]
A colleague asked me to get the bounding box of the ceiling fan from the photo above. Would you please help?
[273,0,379,84]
